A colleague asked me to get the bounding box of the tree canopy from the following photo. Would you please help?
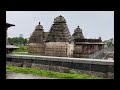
[104,38,114,48]
[8,37,28,46]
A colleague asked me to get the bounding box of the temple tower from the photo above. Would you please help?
[46,15,72,42]
[45,15,74,57]
[28,22,45,55]
[72,26,84,39]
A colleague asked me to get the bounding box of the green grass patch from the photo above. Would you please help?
[12,52,30,55]
[13,45,28,52]
[6,65,104,79]
[12,45,29,55]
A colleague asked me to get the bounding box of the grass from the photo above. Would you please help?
[13,45,28,52]
[12,45,30,55]
[12,52,30,55]
[6,65,104,79]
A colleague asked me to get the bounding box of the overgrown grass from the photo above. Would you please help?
[6,65,104,79]
[13,45,28,52]
[12,45,29,55]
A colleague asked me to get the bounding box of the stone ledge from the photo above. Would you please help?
[7,54,114,65]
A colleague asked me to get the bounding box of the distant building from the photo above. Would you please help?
[19,34,24,38]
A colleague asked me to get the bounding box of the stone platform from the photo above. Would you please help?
[6,54,114,79]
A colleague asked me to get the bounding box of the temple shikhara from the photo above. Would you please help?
[28,15,105,58]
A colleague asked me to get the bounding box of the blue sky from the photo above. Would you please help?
[6,11,114,41]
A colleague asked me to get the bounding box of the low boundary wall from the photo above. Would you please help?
[6,54,114,79]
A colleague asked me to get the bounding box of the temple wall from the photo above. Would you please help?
[67,42,74,57]
[73,45,82,58]
[28,42,104,58]
[28,43,45,55]
[90,45,104,53]
[74,45,82,53]
[45,42,74,57]
[73,44,105,58]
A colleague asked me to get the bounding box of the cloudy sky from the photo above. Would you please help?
[6,11,114,41]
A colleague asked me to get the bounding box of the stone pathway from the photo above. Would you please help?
[6,72,57,79]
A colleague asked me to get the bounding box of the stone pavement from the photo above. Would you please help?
[6,72,57,79]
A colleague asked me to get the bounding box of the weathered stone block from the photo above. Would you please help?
[107,72,114,79]
[91,64,107,73]
[23,63,32,68]
[51,61,62,66]
[12,62,23,67]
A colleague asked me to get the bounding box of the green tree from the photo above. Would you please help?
[104,38,114,48]
[7,37,28,46]
[23,38,27,45]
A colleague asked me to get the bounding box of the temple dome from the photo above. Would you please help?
[74,26,82,33]
[28,22,44,43]
[54,15,66,23]
[35,22,43,29]
[72,26,84,39]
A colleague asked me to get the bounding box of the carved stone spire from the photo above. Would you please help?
[72,26,84,39]
[46,15,72,42]
[28,22,44,43]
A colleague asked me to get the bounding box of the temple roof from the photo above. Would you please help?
[46,15,72,42]
[75,42,105,45]
[74,26,82,33]
[53,15,66,23]
[72,26,84,39]
[28,22,44,43]
[74,38,102,42]
[6,45,19,49]
[43,32,49,41]
[74,38,105,45]
[35,22,43,30]
[6,23,15,28]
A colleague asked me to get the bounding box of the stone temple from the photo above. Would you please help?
[28,22,46,55]
[72,26,105,58]
[45,15,74,57]
[28,15,105,58]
